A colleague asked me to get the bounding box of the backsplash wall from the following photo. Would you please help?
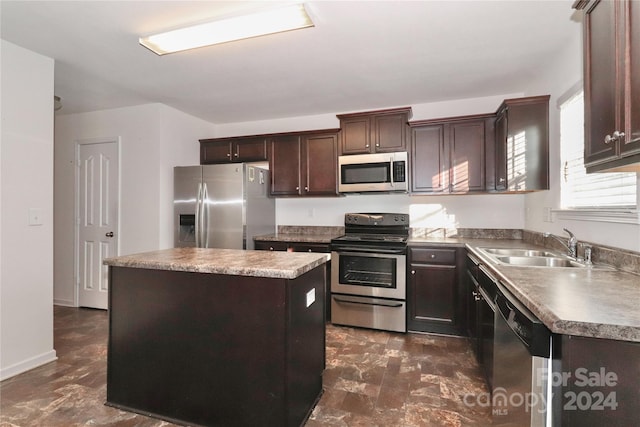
[275,193,526,229]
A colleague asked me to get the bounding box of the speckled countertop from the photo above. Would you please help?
[262,229,640,343]
[103,247,328,280]
[254,226,344,244]
[462,239,640,343]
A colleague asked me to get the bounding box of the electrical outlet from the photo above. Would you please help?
[306,288,316,307]
[543,207,553,223]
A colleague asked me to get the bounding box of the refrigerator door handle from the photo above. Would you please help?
[203,182,210,248]
[195,182,203,247]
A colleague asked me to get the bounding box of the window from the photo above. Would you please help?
[560,90,637,213]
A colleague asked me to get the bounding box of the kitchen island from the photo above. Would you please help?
[103,247,327,427]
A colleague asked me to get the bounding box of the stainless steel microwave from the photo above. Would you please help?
[338,151,408,193]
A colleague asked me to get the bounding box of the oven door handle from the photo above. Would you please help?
[333,296,404,308]
[331,246,406,255]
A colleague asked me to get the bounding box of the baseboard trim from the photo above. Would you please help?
[0,350,58,381]
[54,298,76,307]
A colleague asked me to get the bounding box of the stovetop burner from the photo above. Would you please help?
[331,213,410,252]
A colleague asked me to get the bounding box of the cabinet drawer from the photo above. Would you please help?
[410,248,456,265]
[290,243,330,253]
[254,241,288,251]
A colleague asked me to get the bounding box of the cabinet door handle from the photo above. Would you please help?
[605,131,625,144]
[411,270,416,275]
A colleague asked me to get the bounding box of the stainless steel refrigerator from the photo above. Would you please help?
[174,163,275,250]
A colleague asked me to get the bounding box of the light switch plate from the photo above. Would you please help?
[28,208,43,226]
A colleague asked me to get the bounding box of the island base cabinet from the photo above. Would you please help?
[106,266,325,427]
[559,335,639,427]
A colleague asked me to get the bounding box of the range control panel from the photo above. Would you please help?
[344,213,409,227]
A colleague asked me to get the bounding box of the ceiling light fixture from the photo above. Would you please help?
[139,3,314,55]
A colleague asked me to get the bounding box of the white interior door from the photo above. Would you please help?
[77,138,119,309]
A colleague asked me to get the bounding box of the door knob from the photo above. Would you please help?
[105,232,114,238]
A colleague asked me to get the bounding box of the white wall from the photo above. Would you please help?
[276,193,525,229]
[54,104,215,306]
[0,41,57,380]
[523,13,640,252]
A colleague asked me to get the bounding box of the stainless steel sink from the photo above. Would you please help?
[493,256,585,268]
[481,248,558,257]
[475,247,614,269]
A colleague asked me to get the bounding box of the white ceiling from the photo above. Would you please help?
[0,0,581,124]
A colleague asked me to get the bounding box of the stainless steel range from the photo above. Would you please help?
[330,213,409,333]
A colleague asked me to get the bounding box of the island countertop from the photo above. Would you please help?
[103,247,328,280]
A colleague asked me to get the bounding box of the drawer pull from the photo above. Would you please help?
[334,297,403,308]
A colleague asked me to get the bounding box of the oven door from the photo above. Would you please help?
[331,250,406,300]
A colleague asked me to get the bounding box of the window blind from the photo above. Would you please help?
[560,91,637,209]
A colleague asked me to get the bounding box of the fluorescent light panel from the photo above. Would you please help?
[140,3,314,55]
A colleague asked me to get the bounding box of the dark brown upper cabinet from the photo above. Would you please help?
[574,0,640,172]
[337,107,412,155]
[493,96,550,192]
[200,136,267,164]
[269,130,340,197]
[409,115,494,194]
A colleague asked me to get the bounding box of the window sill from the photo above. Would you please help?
[553,208,640,224]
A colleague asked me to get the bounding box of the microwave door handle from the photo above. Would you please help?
[389,157,395,188]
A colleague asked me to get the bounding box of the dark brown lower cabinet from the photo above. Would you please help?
[560,335,639,427]
[465,252,496,390]
[465,254,481,359]
[106,265,325,427]
[407,246,464,335]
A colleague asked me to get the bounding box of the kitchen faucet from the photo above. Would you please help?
[544,229,578,258]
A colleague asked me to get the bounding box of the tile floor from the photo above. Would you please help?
[0,306,491,426]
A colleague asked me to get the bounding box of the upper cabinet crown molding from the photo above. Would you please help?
[574,0,640,172]
[337,107,412,155]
